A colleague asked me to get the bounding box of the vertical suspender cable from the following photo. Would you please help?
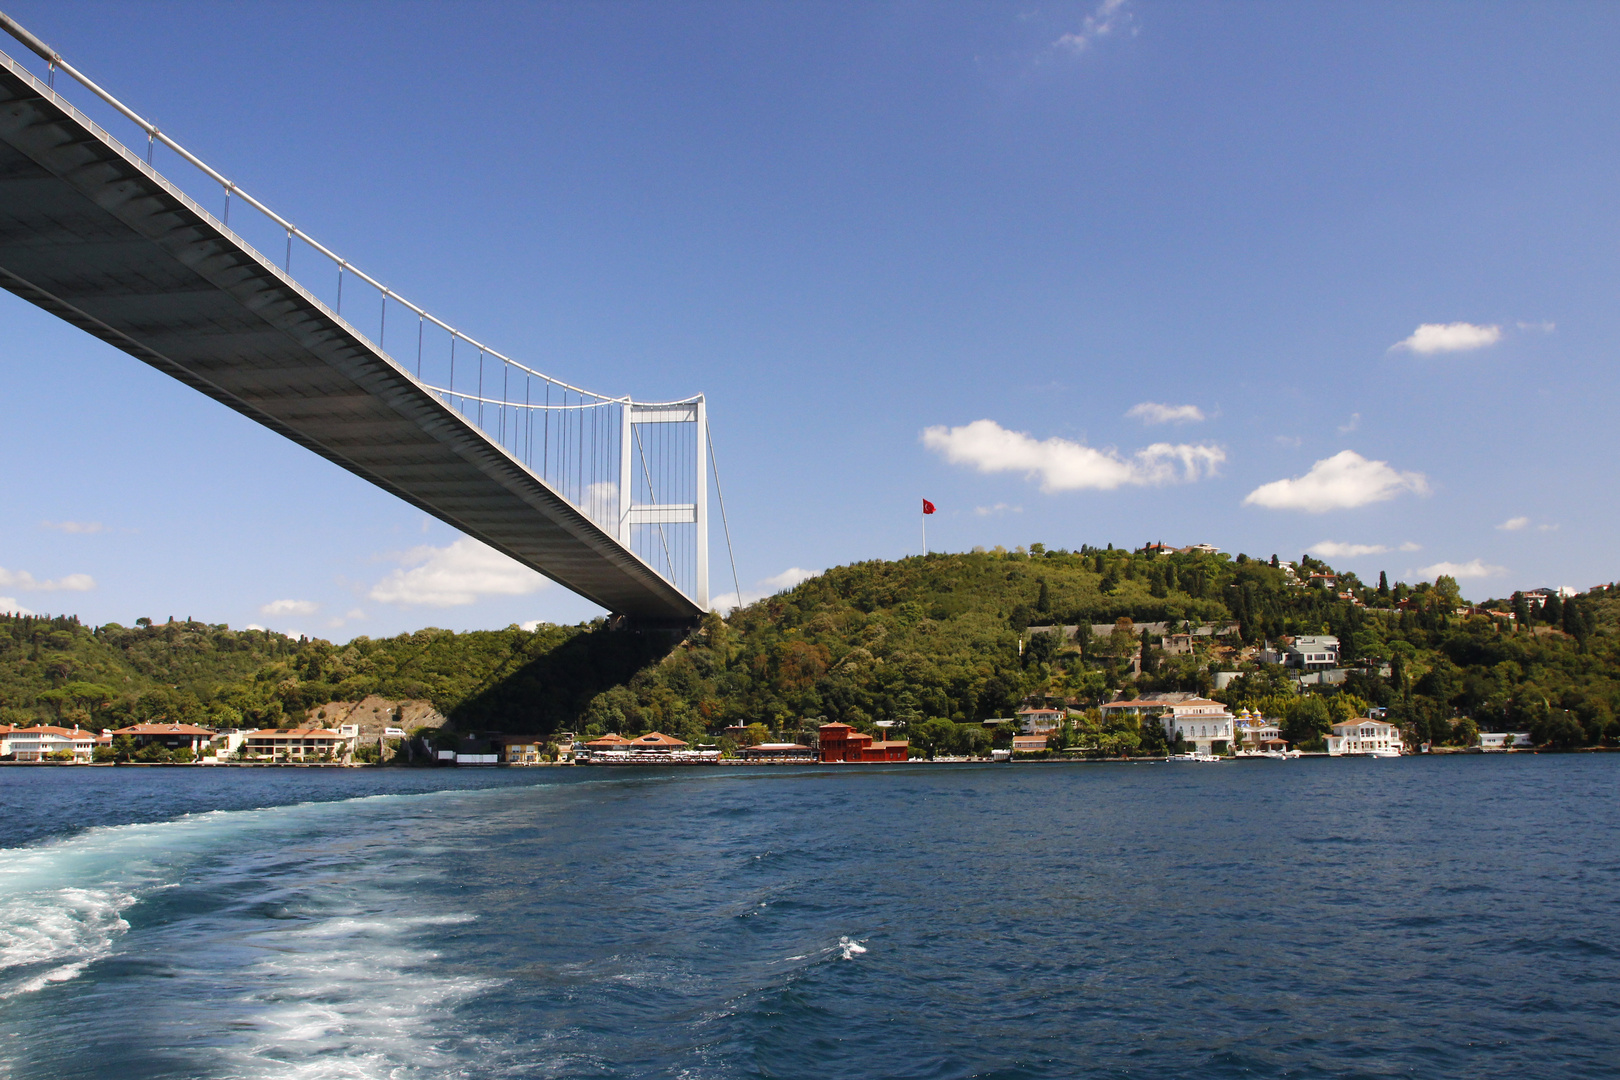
[416,315,424,379]
[708,426,743,612]
[634,424,675,580]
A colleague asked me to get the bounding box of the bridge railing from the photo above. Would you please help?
[0,10,741,611]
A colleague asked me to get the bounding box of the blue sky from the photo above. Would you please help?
[2,1,1617,637]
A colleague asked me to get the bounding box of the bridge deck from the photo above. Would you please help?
[0,53,701,622]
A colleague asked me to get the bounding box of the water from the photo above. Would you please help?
[0,757,1615,1079]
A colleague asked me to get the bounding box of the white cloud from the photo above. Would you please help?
[1516,320,1556,333]
[973,503,1022,517]
[922,420,1225,493]
[1538,523,1560,533]
[1054,0,1133,53]
[1337,412,1361,435]
[0,567,95,592]
[41,520,103,534]
[1308,541,1390,558]
[1243,450,1429,513]
[0,596,36,616]
[369,537,549,607]
[1414,559,1505,580]
[762,567,816,592]
[245,622,301,638]
[1275,435,1302,448]
[711,566,821,614]
[1497,516,1530,532]
[1309,541,1421,558]
[1391,322,1502,355]
[261,598,319,617]
[1126,402,1205,425]
[519,620,543,632]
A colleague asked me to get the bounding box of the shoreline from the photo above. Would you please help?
[3,746,1611,770]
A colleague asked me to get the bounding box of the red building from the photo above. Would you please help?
[818,722,909,763]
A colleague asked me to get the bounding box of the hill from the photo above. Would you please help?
[4,544,1618,753]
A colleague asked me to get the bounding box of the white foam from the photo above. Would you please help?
[211,909,501,1080]
[838,936,868,959]
[0,886,136,997]
[0,785,526,1000]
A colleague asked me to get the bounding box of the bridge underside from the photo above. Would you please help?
[0,56,701,623]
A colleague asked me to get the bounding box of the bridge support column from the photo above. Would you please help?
[695,394,708,611]
[618,401,633,545]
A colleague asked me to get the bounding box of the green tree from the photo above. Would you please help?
[1282,695,1331,749]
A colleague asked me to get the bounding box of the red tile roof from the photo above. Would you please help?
[111,723,214,736]
[629,731,689,748]
[9,725,95,738]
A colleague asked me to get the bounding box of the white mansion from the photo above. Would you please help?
[1099,694,1235,754]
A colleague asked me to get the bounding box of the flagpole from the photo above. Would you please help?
[922,508,927,556]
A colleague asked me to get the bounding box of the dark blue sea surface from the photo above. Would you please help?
[0,756,1616,1079]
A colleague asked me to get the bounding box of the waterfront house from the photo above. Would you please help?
[1011,734,1048,753]
[5,724,95,762]
[1325,717,1403,756]
[818,722,909,762]
[1015,707,1066,734]
[1099,695,1235,754]
[1233,710,1284,750]
[494,735,545,764]
[1478,731,1533,750]
[242,725,359,761]
[1159,701,1234,755]
[110,723,215,757]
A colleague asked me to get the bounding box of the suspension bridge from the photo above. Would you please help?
[0,12,738,626]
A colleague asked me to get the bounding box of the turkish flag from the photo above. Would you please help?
[922,499,936,514]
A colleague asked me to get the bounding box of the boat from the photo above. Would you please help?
[1167,752,1224,763]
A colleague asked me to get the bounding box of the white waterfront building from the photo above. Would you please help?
[1325,717,1403,757]
[1100,695,1234,754]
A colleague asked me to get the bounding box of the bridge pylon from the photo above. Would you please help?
[619,396,708,613]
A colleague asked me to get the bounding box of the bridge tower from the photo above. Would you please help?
[619,397,708,611]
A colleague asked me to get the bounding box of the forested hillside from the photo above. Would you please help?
[4,543,1618,753]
